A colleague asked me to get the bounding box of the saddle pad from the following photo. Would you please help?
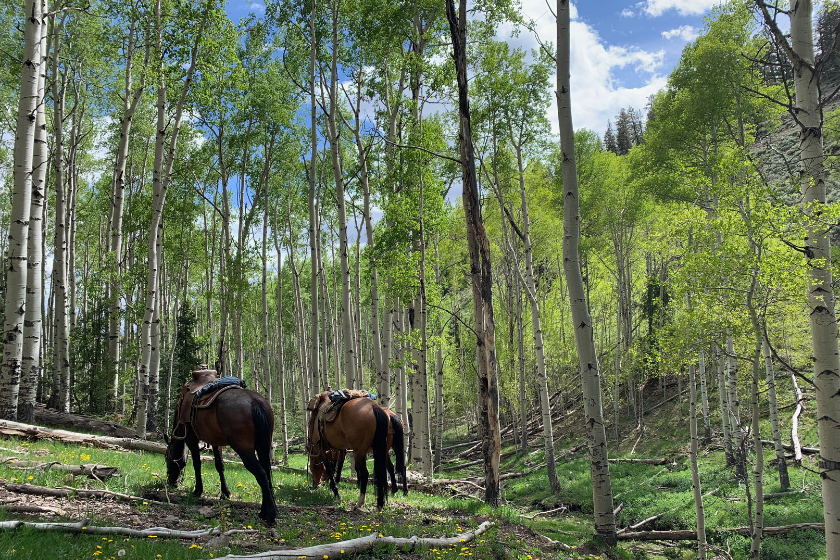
[327,389,375,402]
[194,384,242,409]
[194,376,246,400]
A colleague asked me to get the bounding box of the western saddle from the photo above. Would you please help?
[172,365,219,440]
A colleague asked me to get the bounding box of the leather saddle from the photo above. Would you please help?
[172,365,219,440]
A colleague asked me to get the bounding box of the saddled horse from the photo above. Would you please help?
[308,393,391,510]
[331,407,408,496]
[164,378,277,525]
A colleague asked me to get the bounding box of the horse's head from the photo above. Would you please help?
[163,433,187,487]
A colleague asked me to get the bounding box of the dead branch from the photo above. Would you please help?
[1,504,66,516]
[1,458,120,480]
[522,505,567,520]
[215,521,494,559]
[760,440,817,455]
[608,458,668,465]
[0,517,257,539]
[617,522,825,541]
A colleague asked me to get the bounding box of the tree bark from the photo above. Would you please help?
[556,0,616,543]
[755,3,840,555]
[446,0,502,507]
[763,337,789,490]
[688,363,707,559]
[19,3,48,423]
[1,0,43,420]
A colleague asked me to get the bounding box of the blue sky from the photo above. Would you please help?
[225,0,720,138]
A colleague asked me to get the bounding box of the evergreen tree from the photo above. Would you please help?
[173,301,204,388]
[603,121,618,153]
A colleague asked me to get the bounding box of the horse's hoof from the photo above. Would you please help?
[193,489,203,498]
[259,512,277,527]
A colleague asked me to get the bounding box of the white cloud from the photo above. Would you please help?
[249,2,265,13]
[643,0,718,16]
[503,0,667,135]
[661,25,699,41]
[620,8,635,17]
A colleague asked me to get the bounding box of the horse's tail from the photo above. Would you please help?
[372,404,389,510]
[390,413,408,495]
[252,398,274,484]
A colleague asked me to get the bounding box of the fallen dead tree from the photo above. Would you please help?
[608,458,667,465]
[1,458,120,480]
[0,420,166,453]
[1,482,166,505]
[760,440,818,455]
[0,517,256,539]
[33,405,137,438]
[617,523,825,541]
[215,520,494,559]
[143,490,336,512]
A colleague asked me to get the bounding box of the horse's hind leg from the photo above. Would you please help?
[334,450,346,484]
[212,446,230,499]
[387,456,397,495]
[354,451,368,510]
[186,430,203,497]
[235,448,276,526]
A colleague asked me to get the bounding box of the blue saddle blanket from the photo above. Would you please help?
[194,376,246,399]
[328,389,376,402]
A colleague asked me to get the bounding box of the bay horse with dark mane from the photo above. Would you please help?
[164,367,277,525]
[307,392,393,510]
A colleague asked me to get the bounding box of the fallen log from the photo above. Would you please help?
[0,482,166,505]
[1,504,67,516]
[1,458,120,480]
[215,520,494,559]
[143,490,336,512]
[33,405,137,438]
[0,420,166,454]
[617,523,825,541]
[608,458,668,465]
[442,449,517,471]
[760,440,818,455]
[0,517,256,539]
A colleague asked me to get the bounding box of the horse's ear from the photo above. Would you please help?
[163,433,170,445]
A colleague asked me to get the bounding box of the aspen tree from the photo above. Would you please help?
[688,362,707,560]
[446,0,503,507]
[556,0,616,542]
[762,337,789,490]
[18,0,48,423]
[1,0,43,420]
[755,4,840,554]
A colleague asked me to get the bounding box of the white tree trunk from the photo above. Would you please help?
[762,337,789,490]
[756,3,840,554]
[688,363,707,560]
[1,0,43,420]
[136,0,203,437]
[716,345,734,466]
[726,336,745,478]
[19,3,48,423]
[698,347,711,444]
[307,0,320,397]
[557,0,615,541]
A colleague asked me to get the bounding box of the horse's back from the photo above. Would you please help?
[194,388,272,450]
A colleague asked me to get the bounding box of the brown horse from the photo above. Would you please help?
[308,394,390,509]
[164,387,277,525]
[331,408,407,496]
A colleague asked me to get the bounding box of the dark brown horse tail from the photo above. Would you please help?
[372,404,389,509]
[390,413,408,495]
[252,399,273,481]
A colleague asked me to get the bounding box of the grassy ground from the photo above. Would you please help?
[0,385,827,560]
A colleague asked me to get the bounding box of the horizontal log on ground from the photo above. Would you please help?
[441,441,479,453]
[216,520,494,559]
[0,482,165,505]
[0,517,256,539]
[608,458,668,465]
[760,440,819,455]
[34,406,137,438]
[1,457,121,480]
[143,490,336,511]
[617,523,825,541]
[1,503,67,515]
[0,420,166,454]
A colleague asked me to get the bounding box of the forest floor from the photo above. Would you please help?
[0,388,828,560]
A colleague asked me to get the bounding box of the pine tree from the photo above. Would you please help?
[603,121,618,153]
